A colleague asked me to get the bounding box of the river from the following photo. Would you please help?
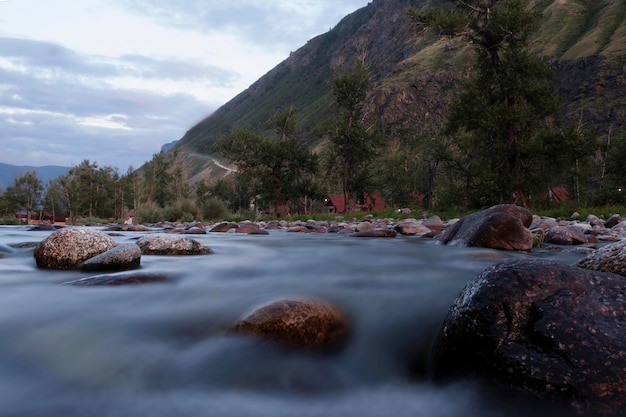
[0,225,586,417]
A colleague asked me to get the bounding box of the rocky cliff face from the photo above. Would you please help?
[170,0,626,181]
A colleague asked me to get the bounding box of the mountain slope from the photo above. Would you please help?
[171,0,626,181]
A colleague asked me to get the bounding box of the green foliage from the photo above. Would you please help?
[0,216,20,225]
[212,106,320,214]
[411,0,560,208]
[3,171,43,220]
[200,197,230,221]
[322,58,386,212]
[166,198,200,222]
[136,201,165,224]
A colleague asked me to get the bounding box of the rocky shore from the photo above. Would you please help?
[18,204,626,415]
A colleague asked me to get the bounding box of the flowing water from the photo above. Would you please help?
[0,225,587,417]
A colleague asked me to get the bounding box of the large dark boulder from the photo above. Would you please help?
[431,259,626,415]
[438,204,533,251]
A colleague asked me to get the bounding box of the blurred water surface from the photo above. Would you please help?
[0,225,584,417]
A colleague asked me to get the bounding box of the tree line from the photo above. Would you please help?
[2,0,625,224]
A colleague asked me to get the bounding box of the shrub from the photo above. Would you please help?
[136,201,165,224]
[168,198,200,222]
[200,197,230,221]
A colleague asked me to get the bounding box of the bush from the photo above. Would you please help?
[168,198,200,222]
[136,201,165,224]
[0,216,20,225]
[200,197,230,221]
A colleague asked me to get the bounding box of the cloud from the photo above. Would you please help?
[0,0,370,170]
[0,36,218,169]
[116,0,370,52]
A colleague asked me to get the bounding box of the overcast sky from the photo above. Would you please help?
[0,0,370,171]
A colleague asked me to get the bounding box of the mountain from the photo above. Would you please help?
[0,163,70,190]
[170,0,626,182]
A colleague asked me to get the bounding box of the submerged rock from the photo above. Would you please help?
[438,204,533,251]
[431,259,626,415]
[136,234,213,255]
[352,229,397,238]
[62,271,176,286]
[233,297,349,350]
[34,228,116,269]
[80,243,141,272]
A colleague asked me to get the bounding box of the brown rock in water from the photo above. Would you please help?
[575,239,626,277]
[209,222,239,233]
[431,259,626,415]
[394,220,431,235]
[233,298,349,350]
[438,204,533,251]
[34,228,117,270]
[352,229,397,238]
[544,225,588,245]
[136,234,213,255]
[236,222,260,233]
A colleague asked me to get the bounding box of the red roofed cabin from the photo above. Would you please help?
[545,187,570,204]
[325,193,386,214]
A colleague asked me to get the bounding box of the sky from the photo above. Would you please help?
[0,0,370,170]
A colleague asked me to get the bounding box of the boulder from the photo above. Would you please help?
[232,297,349,350]
[575,239,626,277]
[438,204,533,251]
[530,216,559,230]
[136,234,213,255]
[352,229,397,238]
[183,226,207,234]
[209,222,239,233]
[431,259,626,415]
[394,220,432,235]
[544,225,587,245]
[422,215,444,232]
[34,228,117,269]
[235,222,260,233]
[105,224,151,232]
[80,243,141,272]
[605,214,622,229]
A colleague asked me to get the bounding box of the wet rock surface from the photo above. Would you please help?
[136,234,214,255]
[34,228,117,269]
[575,239,626,277]
[431,259,626,415]
[438,204,533,251]
[80,243,141,272]
[232,297,350,350]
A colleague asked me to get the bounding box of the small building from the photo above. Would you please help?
[545,187,570,204]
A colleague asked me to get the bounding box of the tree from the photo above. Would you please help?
[322,58,384,212]
[409,0,559,207]
[213,106,319,215]
[5,171,43,223]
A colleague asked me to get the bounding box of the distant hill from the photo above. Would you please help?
[167,0,626,182]
[0,163,70,190]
